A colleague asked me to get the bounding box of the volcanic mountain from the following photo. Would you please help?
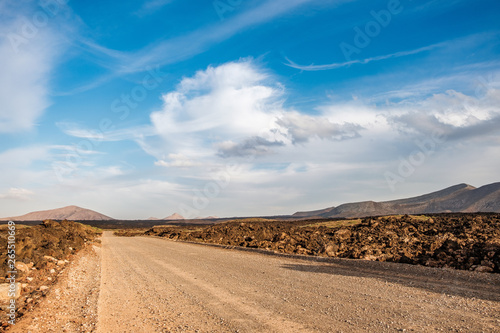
[163,213,185,220]
[293,182,500,218]
[1,205,114,221]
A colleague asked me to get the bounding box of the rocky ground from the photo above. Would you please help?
[141,213,500,273]
[7,244,101,333]
[0,220,102,329]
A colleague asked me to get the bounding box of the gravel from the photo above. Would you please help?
[8,245,101,332]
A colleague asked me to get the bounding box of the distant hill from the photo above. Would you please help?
[1,205,114,221]
[293,182,500,218]
[163,213,185,220]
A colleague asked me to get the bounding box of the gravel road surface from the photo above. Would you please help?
[96,232,499,332]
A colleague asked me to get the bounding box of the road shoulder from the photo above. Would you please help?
[8,244,101,332]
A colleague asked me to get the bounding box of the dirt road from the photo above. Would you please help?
[95,231,500,332]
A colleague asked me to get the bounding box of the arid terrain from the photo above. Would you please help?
[1,215,499,332]
[0,220,102,330]
[140,213,500,273]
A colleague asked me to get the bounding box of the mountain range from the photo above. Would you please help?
[293,182,500,218]
[1,182,498,221]
[147,214,219,220]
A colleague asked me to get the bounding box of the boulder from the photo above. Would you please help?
[324,243,339,257]
[334,229,351,241]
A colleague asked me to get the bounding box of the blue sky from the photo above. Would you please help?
[1,0,499,219]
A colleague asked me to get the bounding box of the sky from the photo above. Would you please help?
[0,0,499,219]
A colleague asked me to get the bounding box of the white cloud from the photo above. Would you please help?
[148,59,364,163]
[151,61,280,137]
[0,188,35,201]
[57,122,156,142]
[0,32,51,132]
[276,111,363,143]
[216,137,285,158]
[387,88,500,140]
[0,2,70,133]
[149,60,284,160]
[0,146,58,210]
[0,146,50,168]
[427,90,493,127]
[155,154,201,168]
[135,0,174,17]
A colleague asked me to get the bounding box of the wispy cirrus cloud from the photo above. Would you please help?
[57,122,156,142]
[122,0,322,73]
[284,42,444,71]
[135,0,175,17]
[284,31,500,72]
[59,0,324,95]
[0,1,76,132]
[0,188,35,201]
[0,20,54,132]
